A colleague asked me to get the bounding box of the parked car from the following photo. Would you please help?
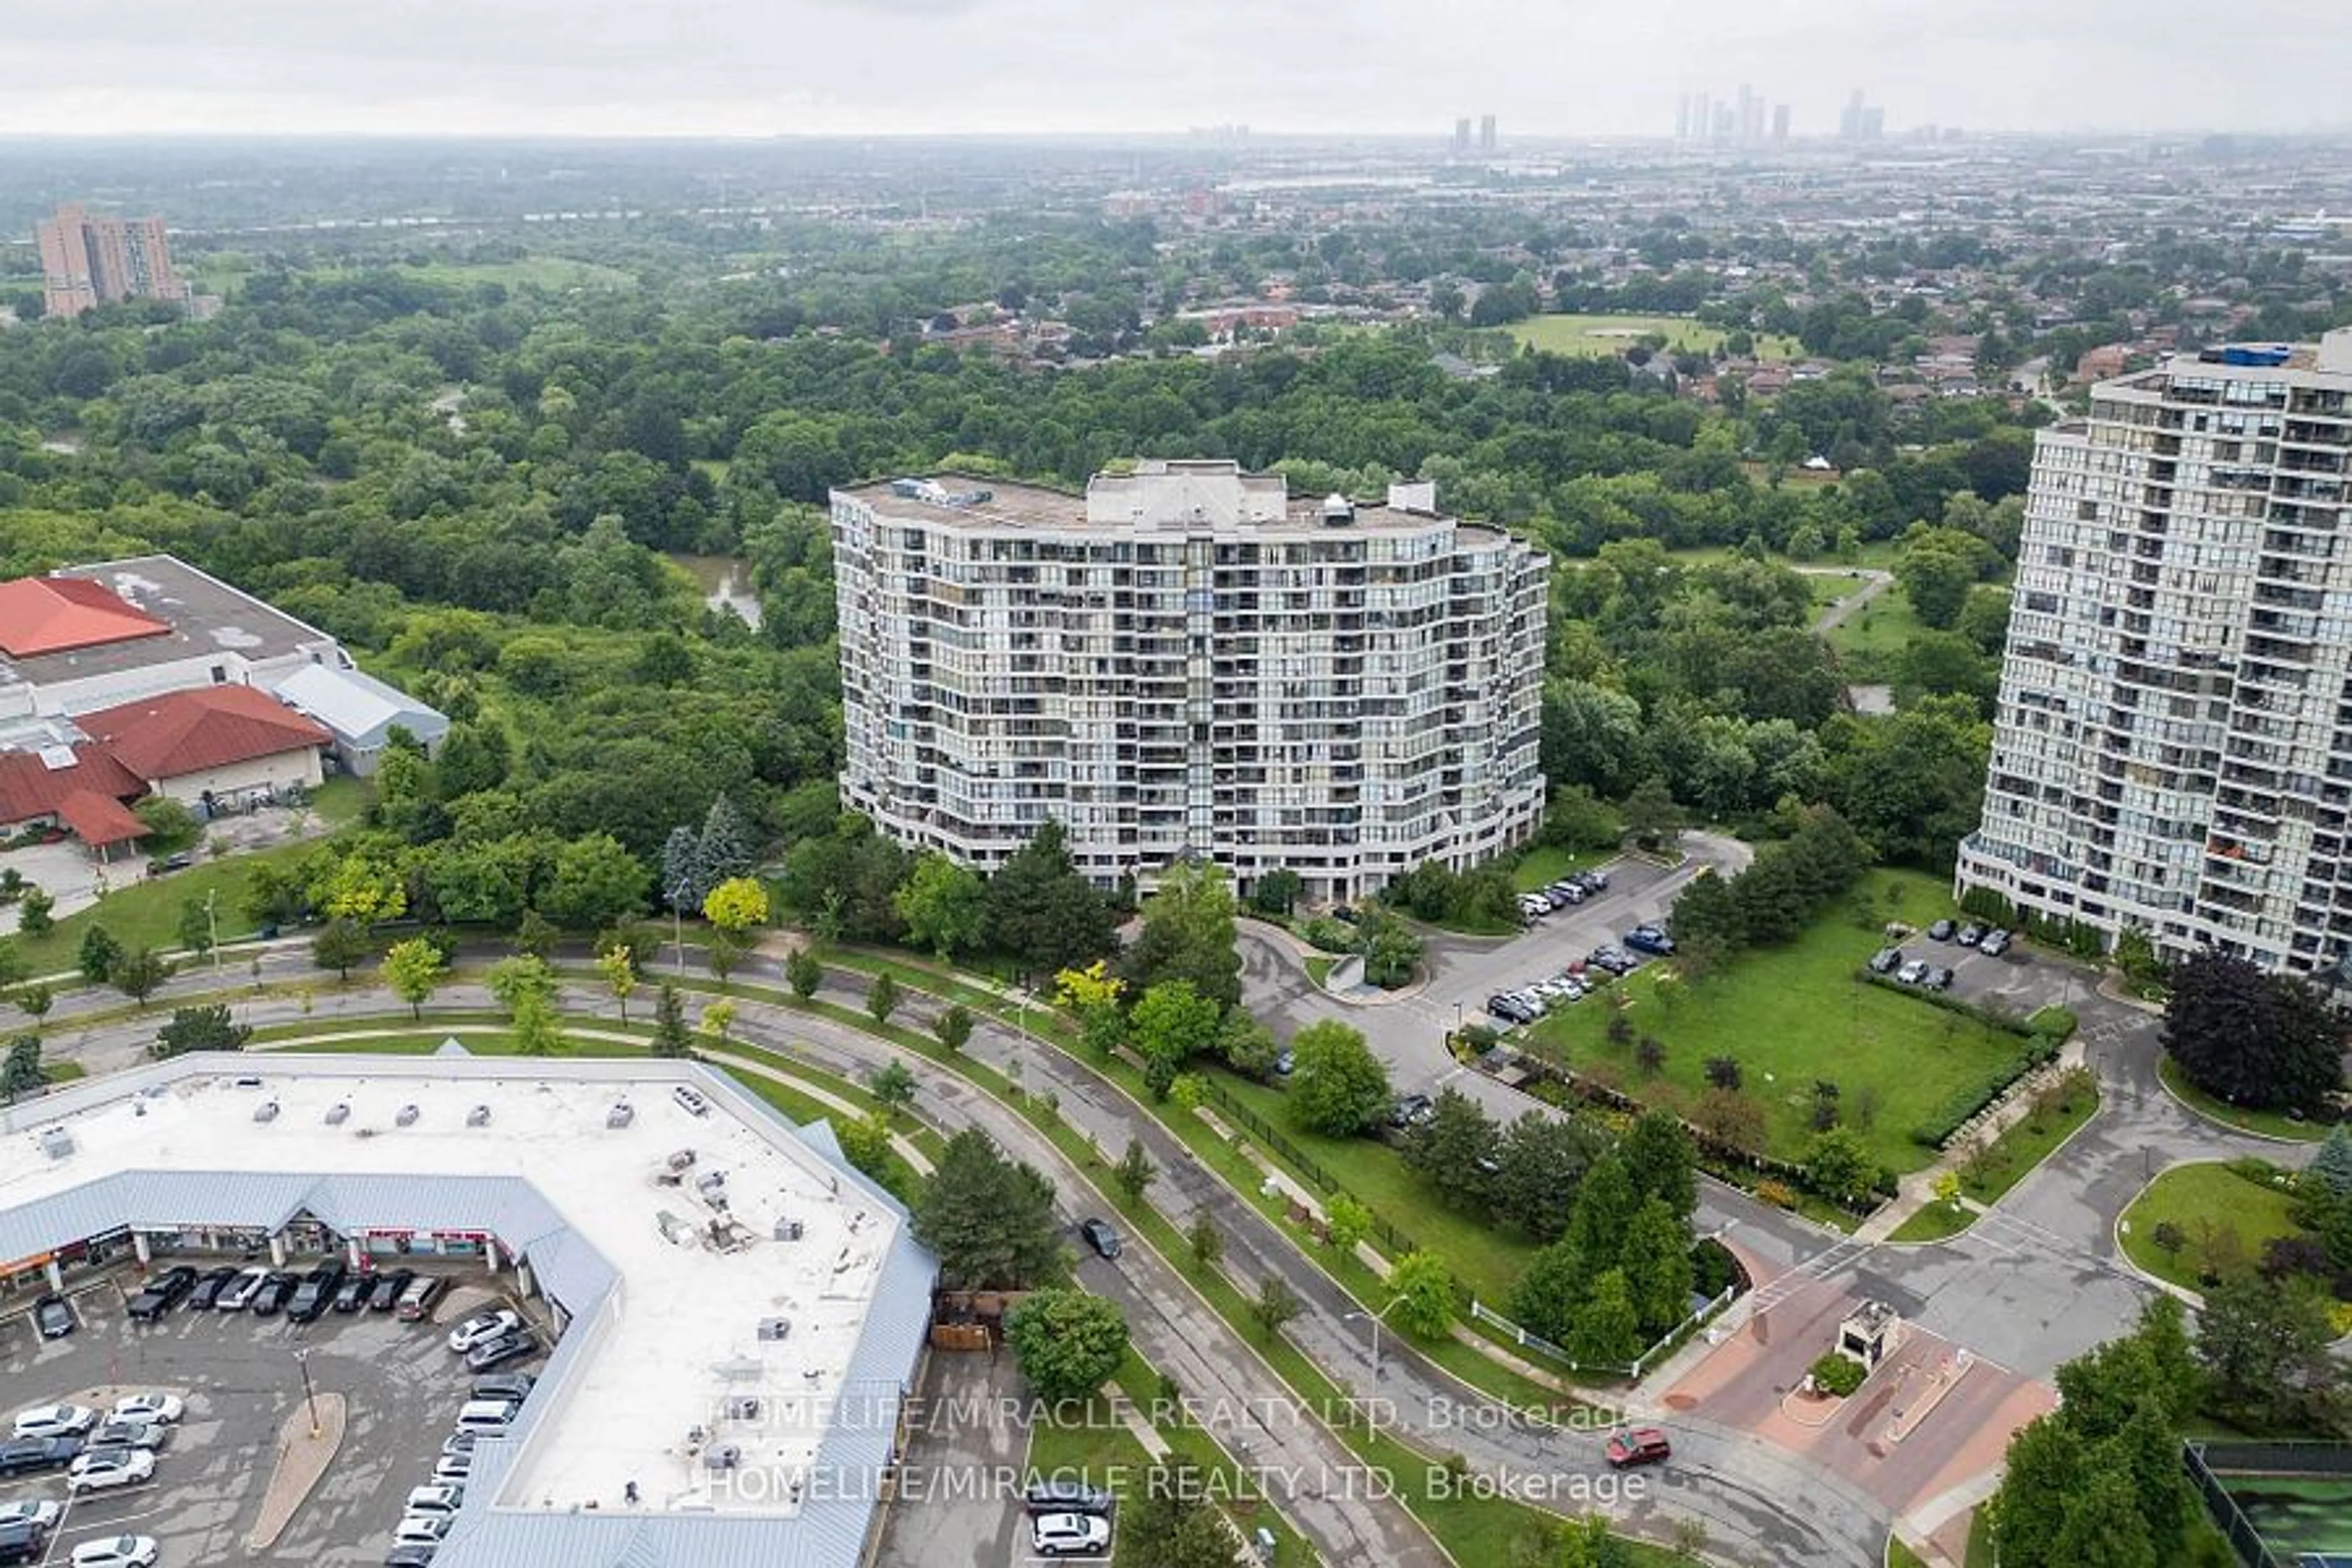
[1032,1511,1112,1556]
[1272,1047,1294,1077]
[452,1400,518,1436]
[186,1265,243,1310]
[69,1539,157,1568]
[1980,929,2013,957]
[470,1373,537,1404]
[0,1521,47,1568]
[332,1274,375,1314]
[216,1265,270,1311]
[107,1395,182,1427]
[1605,1427,1673,1468]
[433,1452,473,1484]
[383,1547,440,1568]
[1024,1478,1114,1516]
[1924,966,1955,990]
[31,1295,74,1340]
[125,1267,199,1321]
[1386,1093,1434,1129]
[287,1262,347,1323]
[13,1406,97,1441]
[66,1447,155,1493]
[1956,924,1985,947]
[1547,880,1586,904]
[249,1270,301,1317]
[88,1421,167,1455]
[0,1439,80,1477]
[393,1513,454,1546]
[465,1331,538,1374]
[1896,960,1929,986]
[0,1503,60,1534]
[1623,925,1675,957]
[448,1310,523,1354]
[370,1268,418,1312]
[442,1432,479,1457]
[404,1484,465,1517]
[1078,1218,1121,1261]
[1578,869,1611,892]
[394,1273,446,1321]
[1867,946,1904,975]
[1927,919,1956,941]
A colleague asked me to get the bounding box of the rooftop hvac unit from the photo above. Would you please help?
[704,1444,742,1472]
[253,1101,280,1123]
[467,1106,492,1128]
[396,1104,420,1127]
[38,1128,73,1161]
[606,1103,635,1129]
[758,1317,792,1342]
[1321,493,1354,526]
[325,1103,350,1126]
[695,1171,727,1194]
[666,1148,697,1172]
[726,1396,763,1419]
[774,1219,804,1242]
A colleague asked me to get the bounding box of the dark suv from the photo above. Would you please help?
[126,1266,200,1321]
[0,1438,80,1477]
[287,1262,346,1324]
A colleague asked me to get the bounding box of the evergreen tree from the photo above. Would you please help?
[1621,1197,1696,1336]
[1565,1269,1643,1366]
[1562,1153,1637,1278]
[697,793,756,894]
[911,1128,1065,1290]
[650,984,695,1058]
[2313,1123,2352,1199]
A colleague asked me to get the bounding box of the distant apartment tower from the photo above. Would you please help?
[1453,118,1472,152]
[1771,104,1792,141]
[35,204,187,318]
[1956,333,2352,979]
[830,462,1549,903]
[1479,114,1497,151]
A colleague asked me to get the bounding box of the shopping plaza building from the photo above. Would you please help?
[1957,331,2352,978]
[0,1052,935,1567]
[831,460,1549,902]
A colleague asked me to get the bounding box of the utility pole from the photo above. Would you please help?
[293,1348,321,1438]
[1344,1294,1410,1379]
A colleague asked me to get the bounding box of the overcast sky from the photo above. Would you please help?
[6,0,2346,140]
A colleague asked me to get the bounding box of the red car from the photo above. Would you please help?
[1605,1427,1672,1468]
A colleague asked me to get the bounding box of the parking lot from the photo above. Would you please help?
[0,1267,535,1566]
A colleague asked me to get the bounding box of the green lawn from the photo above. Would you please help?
[1512,844,1607,892]
[303,257,636,292]
[1305,956,1333,988]
[1528,869,2026,1174]
[1887,1202,1973,1244]
[2119,1161,2302,1293]
[1506,313,1801,361]
[2157,1056,2334,1144]
[1889,1538,1931,1568]
[1890,1075,2101,1242]
[10,780,366,975]
[1826,582,1927,669]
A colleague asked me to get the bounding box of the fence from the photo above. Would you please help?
[1468,1283,1738,1384]
[1195,1079,1424,1260]
[2185,1441,2289,1568]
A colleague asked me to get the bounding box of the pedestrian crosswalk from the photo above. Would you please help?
[1743,1235,1875,1319]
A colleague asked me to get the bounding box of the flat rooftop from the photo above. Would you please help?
[0,555,339,703]
[0,1054,929,1541]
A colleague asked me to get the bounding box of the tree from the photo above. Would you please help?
[1390,1250,1459,1338]
[1251,868,1303,917]
[1251,1275,1302,1340]
[311,918,371,981]
[13,985,52,1029]
[595,944,639,1022]
[697,998,736,1055]
[538,833,650,931]
[1186,1212,1223,1273]
[1119,861,1242,1011]
[1324,1194,1371,1253]
[1566,1268,1644,1366]
[1113,1137,1158,1206]
[133,794,200,850]
[871,1059,918,1115]
[2312,1123,2352,1199]
[175,897,216,959]
[785,945,823,1000]
[113,946,172,1007]
[15,888,53,938]
[1006,1288,1129,1405]
[2196,1271,2342,1430]
[153,1003,249,1059]
[381,937,448,1020]
[79,925,123,986]
[1401,1089,1501,1213]
[1562,1153,1637,1279]
[894,853,987,961]
[1,1035,45,1102]
[1621,1110,1698,1219]
[1055,961,1128,1062]
[1802,1126,1877,1206]
[1113,1466,1244,1568]
[986,821,1116,976]
[1621,1198,1696,1336]
[1492,1113,1604,1241]
[1621,777,1684,850]
[1215,1011,1280,1080]
[2048,1461,2156,1568]
[1286,1020,1392,1136]
[649,984,694,1057]
[933,1003,974,1053]
[835,1111,895,1186]
[911,1128,1066,1289]
[865,971,900,1025]
[702,876,771,943]
[2163,952,2343,1114]
[488,953,556,1011]
[1131,979,1221,1100]
[696,792,756,894]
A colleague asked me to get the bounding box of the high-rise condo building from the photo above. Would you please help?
[35,203,188,318]
[830,461,1549,902]
[1958,333,2352,978]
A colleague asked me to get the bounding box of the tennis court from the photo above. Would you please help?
[2222,1472,2352,1562]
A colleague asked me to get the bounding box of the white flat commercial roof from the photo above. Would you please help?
[0,1054,932,1561]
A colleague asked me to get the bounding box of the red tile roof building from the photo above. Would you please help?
[0,744,145,831]
[78,685,331,785]
[0,578,172,658]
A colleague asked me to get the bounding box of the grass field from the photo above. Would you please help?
[2158,1056,2335,1144]
[1528,869,2024,1174]
[1826,583,1928,663]
[185,253,633,298]
[1506,313,1801,361]
[1888,1074,2100,1242]
[1511,844,1608,892]
[10,778,368,976]
[2119,1161,2303,1294]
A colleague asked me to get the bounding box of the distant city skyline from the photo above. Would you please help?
[4,1,2348,140]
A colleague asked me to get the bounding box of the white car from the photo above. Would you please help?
[108,1393,184,1426]
[0,1499,61,1531]
[67,1447,156,1492]
[434,1452,474,1484]
[405,1483,464,1516]
[71,1539,159,1568]
[448,1309,522,1353]
[12,1403,97,1439]
[393,1513,454,1544]
[216,1265,270,1311]
[1033,1510,1112,1556]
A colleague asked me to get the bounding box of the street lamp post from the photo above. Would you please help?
[1343,1294,1411,1380]
[293,1348,321,1438]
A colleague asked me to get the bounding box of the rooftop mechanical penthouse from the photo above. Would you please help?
[831,459,1548,903]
